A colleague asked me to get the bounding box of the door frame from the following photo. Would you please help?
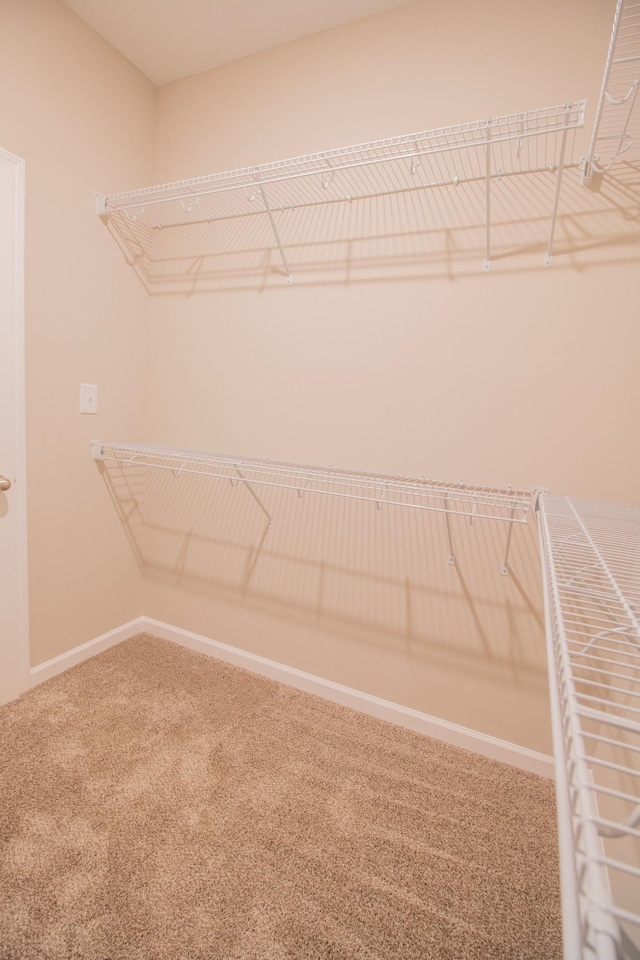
[1,146,30,700]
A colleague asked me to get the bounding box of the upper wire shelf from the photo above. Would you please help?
[92,441,531,572]
[538,495,640,960]
[96,101,585,280]
[582,0,640,186]
[98,102,585,224]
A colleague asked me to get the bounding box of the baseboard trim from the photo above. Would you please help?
[29,616,553,778]
[141,616,555,779]
[29,617,147,687]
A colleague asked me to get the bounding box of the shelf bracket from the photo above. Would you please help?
[483,123,492,272]
[501,506,516,575]
[543,107,572,267]
[443,498,456,566]
[235,467,273,528]
[95,194,108,219]
[581,80,638,189]
[532,486,550,513]
[376,483,389,511]
[258,182,292,284]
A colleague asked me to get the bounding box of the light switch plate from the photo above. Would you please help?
[80,383,98,414]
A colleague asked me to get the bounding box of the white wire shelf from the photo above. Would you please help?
[96,101,585,279]
[538,495,640,960]
[582,0,640,186]
[91,441,532,572]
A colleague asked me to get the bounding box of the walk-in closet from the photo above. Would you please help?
[0,0,638,957]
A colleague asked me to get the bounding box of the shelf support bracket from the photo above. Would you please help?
[258,183,292,284]
[483,124,492,272]
[443,499,456,566]
[501,507,516,575]
[235,467,273,528]
[543,108,571,267]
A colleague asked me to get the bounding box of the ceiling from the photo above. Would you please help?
[61,0,416,87]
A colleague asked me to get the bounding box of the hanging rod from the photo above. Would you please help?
[92,441,531,570]
[538,494,640,960]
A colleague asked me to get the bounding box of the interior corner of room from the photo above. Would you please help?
[1,0,639,956]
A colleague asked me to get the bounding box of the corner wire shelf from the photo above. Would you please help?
[537,495,640,960]
[91,440,531,574]
[96,100,585,278]
[582,0,640,186]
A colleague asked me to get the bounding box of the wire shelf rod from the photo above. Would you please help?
[605,904,640,928]
[586,0,628,174]
[573,677,640,702]
[590,779,640,808]
[561,590,639,608]
[556,564,640,592]
[567,637,640,669]
[582,731,640,757]
[568,621,640,639]
[538,494,640,958]
[112,163,581,234]
[585,812,640,847]
[583,0,640,182]
[574,657,640,696]
[576,704,640,735]
[92,442,529,507]
[575,691,640,716]
[105,155,581,223]
[590,818,640,848]
[571,670,640,694]
[558,564,640,586]
[92,441,530,525]
[100,102,585,215]
[566,501,639,633]
[96,101,586,277]
[559,588,639,607]
[593,856,640,885]
[555,590,639,615]
[556,570,639,594]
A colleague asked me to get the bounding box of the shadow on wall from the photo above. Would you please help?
[103,163,640,294]
[98,459,548,694]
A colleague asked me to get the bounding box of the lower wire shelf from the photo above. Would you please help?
[91,440,531,573]
[538,495,640,960]
[91,440,530,522]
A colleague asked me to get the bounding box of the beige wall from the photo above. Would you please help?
[0,0,155,665]
[148,0,639,503]
[5,0,638,754]
[135,0,639,754]
[153,0,609,180]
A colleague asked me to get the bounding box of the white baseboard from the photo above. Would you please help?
[29,616,553,778]
[29,617,146,687]
[142,617,555,779]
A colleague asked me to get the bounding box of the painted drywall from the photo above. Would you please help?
[4,0,637,755]
[0,0,155,665]
[127,0,639,753]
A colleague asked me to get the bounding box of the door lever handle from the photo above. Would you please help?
[0,475,12,492]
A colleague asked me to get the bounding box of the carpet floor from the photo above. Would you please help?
[0,634,561,959]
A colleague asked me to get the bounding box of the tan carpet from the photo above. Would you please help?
[0,634,561,959]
